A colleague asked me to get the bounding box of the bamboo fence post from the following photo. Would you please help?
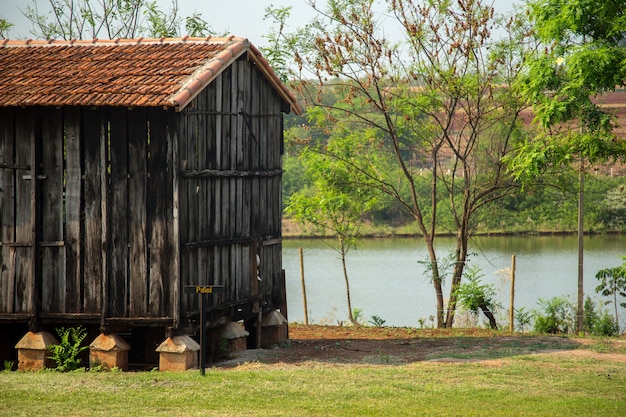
[299,248,309,325]
[510,254,516,333]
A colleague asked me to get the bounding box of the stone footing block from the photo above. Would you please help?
[15,331,58,371]
[89,333,131,371]
[210,322,249,354]
[261,311,288,348]
[156,335,200,371]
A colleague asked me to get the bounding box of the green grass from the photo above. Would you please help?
[1,353,625,417]
[425,337,578,361]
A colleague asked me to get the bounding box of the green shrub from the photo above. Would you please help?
[592,312,619,336]
[454,265,499,329]
[533,297,575,334]
[583,296,599,333]
[583,297,619,336]
[368,315,386,327]
[514,307,532,332]
[48,326,89,371]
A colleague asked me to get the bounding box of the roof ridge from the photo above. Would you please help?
[0,36,245,47]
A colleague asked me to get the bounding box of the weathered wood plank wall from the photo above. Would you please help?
[0,52,287,328]
[179,56,285,321]
[0,106,176,322]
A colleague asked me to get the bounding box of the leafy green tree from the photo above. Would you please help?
[272,0,529,327]
[509,0,626,331]
[20,0,213,40]
[286,140,377,325]
[595,258,626,332]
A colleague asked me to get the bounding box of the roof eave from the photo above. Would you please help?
[170,39,302,115]
[170,37,247,111]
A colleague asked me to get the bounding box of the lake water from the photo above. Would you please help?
[282,235,626,329]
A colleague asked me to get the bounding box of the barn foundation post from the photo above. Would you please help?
[155,335,200,371]
[14,331,58,371]
[209,322,249,359]
[260,311,288,348]
[89,333,130,371]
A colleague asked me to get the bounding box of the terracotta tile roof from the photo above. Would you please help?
[0,36,301,113]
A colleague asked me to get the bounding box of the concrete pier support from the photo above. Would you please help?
[15,331,58,371]
[89,333,130,371]
[156,335,200,371]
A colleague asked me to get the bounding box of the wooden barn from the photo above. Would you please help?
[0,36,300,369]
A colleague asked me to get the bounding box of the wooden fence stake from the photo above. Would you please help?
[510,254,516,333]
[299,248,309,326]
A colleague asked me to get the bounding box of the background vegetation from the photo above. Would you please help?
[283,122,626,236]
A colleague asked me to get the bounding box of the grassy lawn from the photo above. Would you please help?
[1,351,624,416]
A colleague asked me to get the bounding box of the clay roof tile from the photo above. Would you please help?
[0,37,301,113]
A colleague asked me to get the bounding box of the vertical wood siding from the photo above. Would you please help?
[179,57,285,322]
[0,106,176,321]
[0,54,287,327]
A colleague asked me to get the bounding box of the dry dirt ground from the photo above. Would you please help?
[215,324,626,368]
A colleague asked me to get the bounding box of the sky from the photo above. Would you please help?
[2,0,518,47]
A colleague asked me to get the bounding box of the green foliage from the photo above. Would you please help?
[532,296,576,334]
[510,0,626,188]
[418,252,457,286]
[276,0,529,328]
[285,155,626,234]
[514,307,532,333]
[144,0,179,37]
[261,5,293,83]
[351,308,364,325]
[602,185,626,229]
[0,18,13,39]
[454,265,499,329]
[20,0,212,40]
[595,258,626,331]
[454,266,497,315]
[583,296,619,336]
[593,312,620,337]
[184,12,211,37]
[583,296,599,333]
[47,326,89,372]
[3,361,14,372]
[368,315,386,328]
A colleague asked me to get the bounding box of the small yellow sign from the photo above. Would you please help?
[196,286,213,294]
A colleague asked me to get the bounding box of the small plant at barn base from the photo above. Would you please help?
[3,360,14,371]
[47,326,89,371]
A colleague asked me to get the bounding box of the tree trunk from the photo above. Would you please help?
[424,237,444,328]
[445,232,469,328]
[480,305,498,330]
[340,237,359,326]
